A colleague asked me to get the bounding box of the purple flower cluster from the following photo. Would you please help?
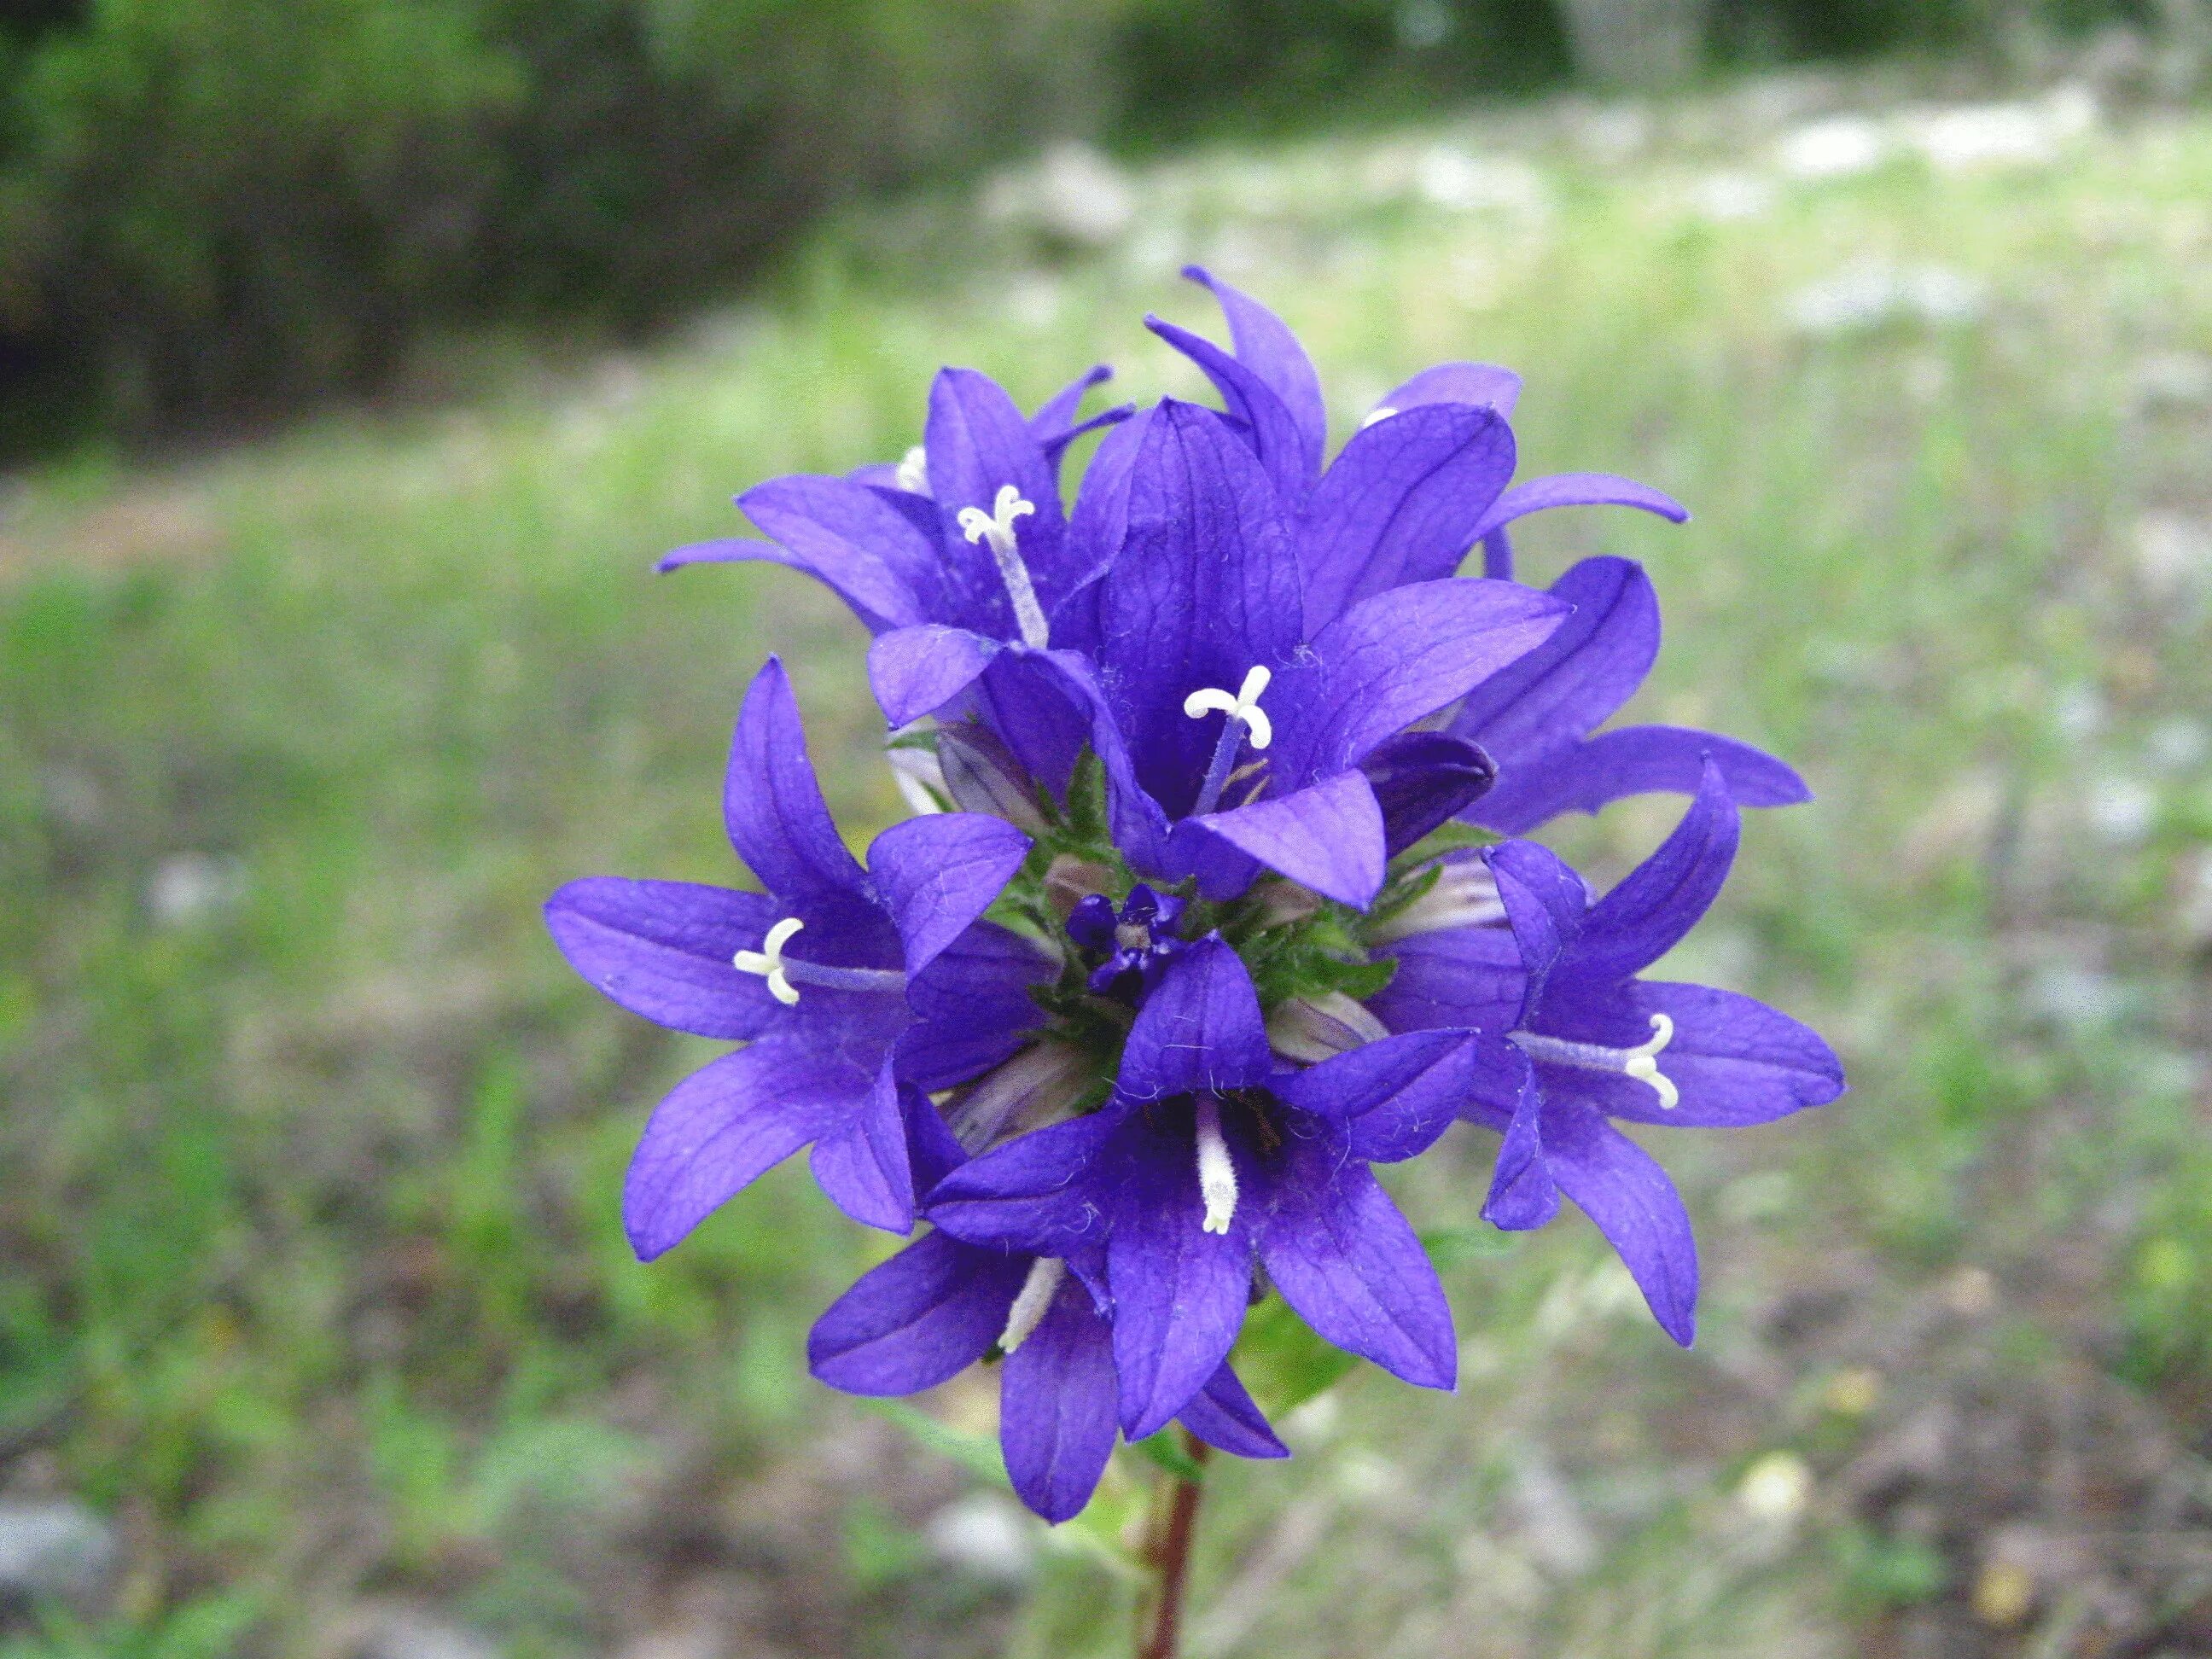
[548,270,1844,1522]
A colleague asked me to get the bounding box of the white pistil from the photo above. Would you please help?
[733,916,806,1006]
[1182,664,1274,751]
[958,483,1050,649]
[894,445,930,496]
[998,1256,1066,1354]
[1360,405,1398,428]
[1510,1013,1680,1110]
[1194,1097,1238,1235]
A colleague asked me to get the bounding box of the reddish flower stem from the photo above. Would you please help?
[1137,1433,1211,1659]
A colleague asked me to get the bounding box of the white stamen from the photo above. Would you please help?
[1195,1097,1238,1235]
[958,483,1050,649]
[1365,859,1507,946]
[1360,405,1398,428]
[1183,664,1274,751]
[733,915,806,1006]
[1510,1013,1679,1110]
[894,445,930,496]
[998,1256,1066,1353]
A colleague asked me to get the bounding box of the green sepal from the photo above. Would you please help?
[1132,1430,1208,1483]
[1231,1294,1359,1420]
[1384,820,1500,881]
[1420,1226,1521,1270]
[864,1399,1009,1488]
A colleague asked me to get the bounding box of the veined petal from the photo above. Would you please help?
[1250,1140,1457,1390]
[1542,1103,1699,1346]
[1377,361,1522,417]
[1473,725,1812,835]
[725,659,872,906]
[1565,763,1738,984]
[927,1105,1126,1254]
[1452,556,1661,764]
[1177,1363,1289,1459]
[1144,317,1314,507]
[1485,838,1592,1004]
[1000,1274,1121,1522]
[808,1057,919,1233]
[924,368,1078,630]
[1360,731,1496,857]
[1466,471,1689,543]
[544,877,783,1039]
[1480,1057,1558,1231]
[1029,363,1114,445]
[733,474,937,631]
[1061,405,1152,595]
[898,923,1054,1092]
[1185,771,1388,911]
[1273,579,1568,784]
[807,1231,1027,1396]
[1179,265,1328,483]
[1272,1029,1479,1163]
[1121,936,1272,1101]
[1557,981,1844,1127]
[867,625,1004,729]
[622,1033,865,1260]
[867,812,1031,977]
[1296,402,1516,629]
[1365,924,1523,1038]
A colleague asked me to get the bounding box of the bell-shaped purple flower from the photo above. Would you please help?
[806,1106,1286,1523]
[1369,765,1845,1344]
[544,657,1047,1254]
[929,938,1502,1440]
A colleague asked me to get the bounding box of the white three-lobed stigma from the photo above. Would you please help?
[733,916,806,1006]
[998,1256,1066,1353]
[958,483,1050,649]
[1194,1097,1238,1234]
[1184,664,1273,751]
[1510,1012,1681,1110]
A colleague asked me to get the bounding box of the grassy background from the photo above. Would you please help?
[5,76,2212,1656]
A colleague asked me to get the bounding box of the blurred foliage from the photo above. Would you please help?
[0,0,2180,441]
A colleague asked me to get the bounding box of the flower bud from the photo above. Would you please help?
[1365,854,1505,946]
[885,743,949,816]
[937,724,1051,836]
[945,1040,1095,1151]
[1267,992,1389,1062]
[1043,855,1115,920]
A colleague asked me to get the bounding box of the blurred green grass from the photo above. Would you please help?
[4,88,2212,1657]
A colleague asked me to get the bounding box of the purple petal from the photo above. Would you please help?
[725,659,872,906]
[1296,402,1516,629]
[1359,731,1495,856]
[1029,363,1113,443]
[1466,472,1690,544]
[1000,1275,1121,1522]
[1561,981,1846,1128]
[1250,1144,1457,1390]
[1565,764,1738,984]
[808,1231,1027,1395]
[1480,525,1513,581]
[1121,937,1272,1100]
[735,474,938,630]
[1144,317,1314,506]
[1094,401,1304,818]
[1542,1103,1698,1345]
[1061,405,1152,595]
[1365,923,1524,1038]
[1473,725,1813,835]
[1479,1059,1558,1231]
[809,1056,918,1232]
[904,1087,971,1193]
[925,368,1082,628]
[1182,265,1328,483]
[1275,579,1569,783]
[926,1107,1126,1254]
[1377,362,1522,417]
[544,877,782,1039]
[1177,1364,1289,1460]
[622,1033,864,1260]
[1452,557,1661,765]
[867,813,1031,977]
[1186,771,1387,911]
[899,923,1053,1091]
[1273,1029,1479,1163]
[970,650,1091,795]
[1107,1126,1254,1438]
[1485,839,1592,1002]
[867,626,1004,729]
[1022,649,1176,878]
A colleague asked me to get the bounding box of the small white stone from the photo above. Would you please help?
[1734,1451,1813,1525]
[926,1493,1036,1585]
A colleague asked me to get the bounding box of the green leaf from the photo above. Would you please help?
[1420,1226,1520,1269]
[864,1399,1010,1488]
[1132,1430,1208,1483]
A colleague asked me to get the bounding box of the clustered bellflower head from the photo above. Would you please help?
[549,268,1847,1524]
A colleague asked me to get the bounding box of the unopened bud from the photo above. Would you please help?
[1246,877,1323,931]
[1267,992,1389,1062]
[1043,855,1116,921]
[1365,856,1505,946]
[945,1040,1094,1152]
[936,725,1051,837]
[886,743,949,816]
